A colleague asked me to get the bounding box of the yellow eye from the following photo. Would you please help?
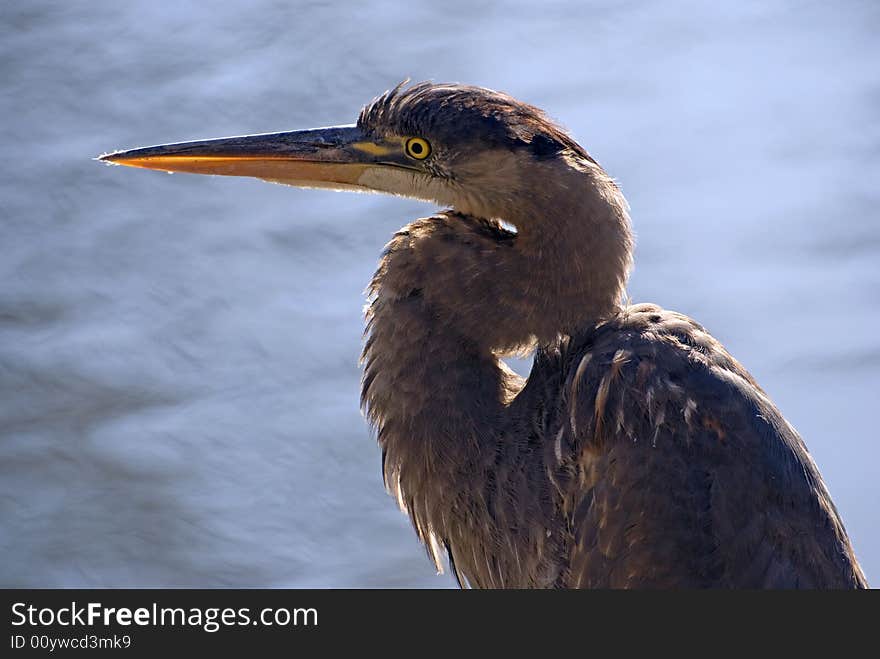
[404,137,431,160]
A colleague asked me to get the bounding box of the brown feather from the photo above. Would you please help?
[357,83,865,588]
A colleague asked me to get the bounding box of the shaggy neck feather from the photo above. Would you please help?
[360,157,632,584]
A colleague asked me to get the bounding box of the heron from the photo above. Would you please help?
[100,82,866,589]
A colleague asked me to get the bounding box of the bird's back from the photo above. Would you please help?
[518,303,867,588]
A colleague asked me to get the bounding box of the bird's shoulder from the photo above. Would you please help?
[559,302,770,451]
[532,303,865,588]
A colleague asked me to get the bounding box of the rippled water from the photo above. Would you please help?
[1,1,877,587]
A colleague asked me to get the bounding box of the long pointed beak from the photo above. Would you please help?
[99,125,402,192]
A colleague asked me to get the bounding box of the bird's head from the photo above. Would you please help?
[99,82,608,223]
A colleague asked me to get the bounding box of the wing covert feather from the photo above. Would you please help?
[553,304,865,588]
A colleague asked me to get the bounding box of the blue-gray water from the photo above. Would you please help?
[1,1,877,587]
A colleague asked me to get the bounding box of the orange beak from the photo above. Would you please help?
[99,125,406,192]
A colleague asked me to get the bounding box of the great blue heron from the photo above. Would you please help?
[100,82,866,589]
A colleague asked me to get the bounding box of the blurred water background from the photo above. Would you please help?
[1,1,877,587]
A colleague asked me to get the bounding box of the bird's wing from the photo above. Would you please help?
[552,304,866,588]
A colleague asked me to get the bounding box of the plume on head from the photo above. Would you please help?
[358,81,597,163]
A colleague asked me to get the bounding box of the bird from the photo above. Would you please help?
[100,81,867,589]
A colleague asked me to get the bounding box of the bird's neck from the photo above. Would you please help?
[361,161,632,579]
